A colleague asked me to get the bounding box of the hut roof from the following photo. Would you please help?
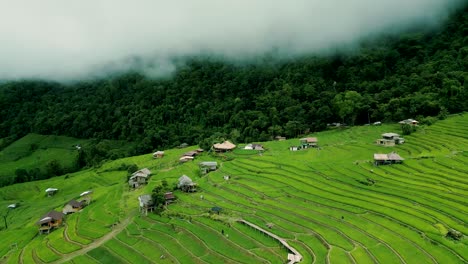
[374,153,404,161]
[164,192,175,200]
[80,190,93,197]
[213,141,236,150]
[133,168,151,176]
[138,194,153,206]
[211,206,222,212]
[7,204,16,209]
[300,137,318,143]
[67,200,83,207]
[179,156,194,161]
[178,175,194,187]
[388,152,404,161]
[374,154,389,161]
[45,188,58,193]
[399,119,419,124]
[199,161,218,167]
[37,210,64,225]
[153,151,164,155]
[382,133,400,138]
[183,151,198,157]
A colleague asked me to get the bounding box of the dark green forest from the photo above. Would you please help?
[1,7,467,156]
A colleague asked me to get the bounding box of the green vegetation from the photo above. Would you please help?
[1,114,466,263]
[1,5,467,157]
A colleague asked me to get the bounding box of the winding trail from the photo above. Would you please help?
[50,210,137,264]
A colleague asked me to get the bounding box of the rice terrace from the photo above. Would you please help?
[1,114,467,264]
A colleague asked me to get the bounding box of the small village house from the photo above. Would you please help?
[36,210,64,234]
[138,194,154,215]
[376,133,405,146]
[289,146,300,151]
[80,190,93,205]
[7,203,17,209]
[213,141,236,152]
[128,168,152,188]
[178,175,197,192]
[275,136,286,141]
[45,188,58,197]
[374,152,404,165]
[199,161,218,174]
[300,137,318,148]
[195,148,204,153]
[244,144,264,151]
[179,156,194,163]
[63,200,85,215]
[399,119,419,126]
[182,151,198,157]
[164,192,176,205]
[153,151,165,158]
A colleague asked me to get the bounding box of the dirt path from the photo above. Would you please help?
[50,211,136,264]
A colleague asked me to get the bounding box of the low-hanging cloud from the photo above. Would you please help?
[0,0,465,81]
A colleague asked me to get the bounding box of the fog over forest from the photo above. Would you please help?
[0,0,465,80]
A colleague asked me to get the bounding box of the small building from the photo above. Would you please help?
[374,152,404,165]
[377,133,405,146]
[211,206,222,214]
[138,194,154,215]
[7,203,17,209]
[80,190,93,205]
[153,151,165,158]
[164,192,176,205]
[399,119,419,126]
[275,136,286,141]
[128,168,152,188]
[63,200,84,215]
[244,144,264,151]
[37,210,64,234]
[289,146,300,151]
[195,148,204,153]
[179,156,194,163]
[213,141,236,152]
[182,151,198,157]
[178,175,197,192]
[199,161,218,174]
[45,188,58,197]
[300,137,318,148]
[178,143,189,148]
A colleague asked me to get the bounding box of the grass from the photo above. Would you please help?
[1,114,468,263]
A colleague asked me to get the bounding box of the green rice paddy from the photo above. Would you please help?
[0,114,467,263]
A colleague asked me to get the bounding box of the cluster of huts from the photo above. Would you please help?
[180,148,204,163]
[37,189,93,234]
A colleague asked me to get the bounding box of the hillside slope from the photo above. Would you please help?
[1,114,467,263]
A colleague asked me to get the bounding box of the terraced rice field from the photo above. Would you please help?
[1,114,467,263]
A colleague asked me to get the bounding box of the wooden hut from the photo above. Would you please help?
[300,137,318,148]
[63,200,84,214]
[374,152,404,165]
[37,211,64,234]
[199,161,218,174]
[128,168,151,188]
[153,151,165,158]
[138,194,154,215]
[178,175,197,192]
[213,141,236,152]
[45,188,58,197]
[164,192,176,205]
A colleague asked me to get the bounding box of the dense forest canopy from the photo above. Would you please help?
[0,6,467,155]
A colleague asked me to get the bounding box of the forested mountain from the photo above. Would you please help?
[0,6,467,155]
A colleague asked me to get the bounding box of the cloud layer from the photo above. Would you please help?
[0,0,464,80]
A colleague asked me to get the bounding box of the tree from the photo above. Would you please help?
[333,91,364,125]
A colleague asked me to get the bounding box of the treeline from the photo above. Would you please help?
[0,7,467,154]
